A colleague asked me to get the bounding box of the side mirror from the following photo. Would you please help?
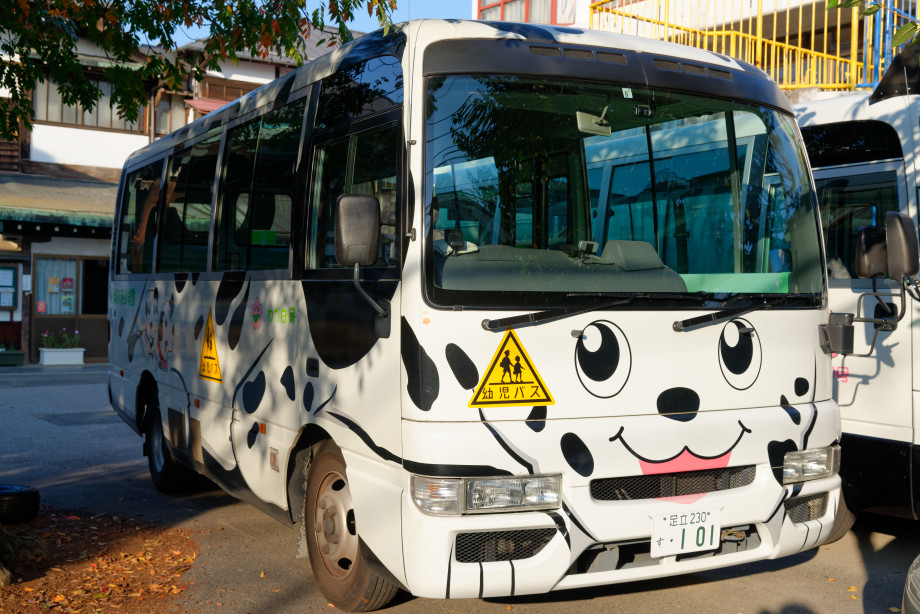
[885,210,919,282]
[333,194,390,338]
[828,211,920,357]
[335,194,379,267]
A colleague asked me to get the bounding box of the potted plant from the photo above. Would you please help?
[38,327,84,365]
[0,342,24,367]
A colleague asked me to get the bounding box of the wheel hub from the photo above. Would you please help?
[313,472,358,578]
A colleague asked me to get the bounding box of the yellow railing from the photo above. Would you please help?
[589,0,881,91]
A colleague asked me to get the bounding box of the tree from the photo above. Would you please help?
[828,1,920,50]
[0,1,396,140]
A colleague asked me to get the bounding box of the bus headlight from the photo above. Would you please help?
[411,475,562,516]
[782,445,841,485]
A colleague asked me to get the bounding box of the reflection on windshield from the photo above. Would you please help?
[424,75,823,308]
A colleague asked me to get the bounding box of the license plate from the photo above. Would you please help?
[651,508,720,558]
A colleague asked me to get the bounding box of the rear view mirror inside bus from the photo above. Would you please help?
[334,194,380,267]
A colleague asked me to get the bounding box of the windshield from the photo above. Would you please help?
[423,75,824,309]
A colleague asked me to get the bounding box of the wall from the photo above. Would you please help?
[30,124,148,169]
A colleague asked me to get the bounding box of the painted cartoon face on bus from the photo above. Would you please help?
[139,288,160,360]
[419,317,824,495]
[157,298,175,371]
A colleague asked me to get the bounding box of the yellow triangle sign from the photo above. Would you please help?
[469,329,554,408]
[198,307,222,383]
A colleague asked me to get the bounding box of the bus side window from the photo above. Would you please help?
[158,130,221,273]
[814,172,900,279]
[310,122,400,268]
[214,98,305,271]
[117,160,163,274]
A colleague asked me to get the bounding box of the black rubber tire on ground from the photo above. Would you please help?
[825,491,857,544]
[0,485,40,524]
[145,401,194,493]
[305,440,399,612]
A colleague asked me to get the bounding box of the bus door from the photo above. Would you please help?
[813,163,912,449]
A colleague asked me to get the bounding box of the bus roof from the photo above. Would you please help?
[123,19,790,170]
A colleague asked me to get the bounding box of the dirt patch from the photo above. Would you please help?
[1,509,198,613]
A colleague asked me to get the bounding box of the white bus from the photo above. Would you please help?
[795,48,920,520]
[110,19,853,611]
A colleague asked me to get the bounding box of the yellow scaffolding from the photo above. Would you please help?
[588,0,911,91]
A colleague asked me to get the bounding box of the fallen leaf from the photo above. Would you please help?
[848,586,859,592]
[828,577,836,581]
[260,570,266,578]
[850,595,858,600]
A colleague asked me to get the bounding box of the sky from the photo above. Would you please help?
[341,0,470,34]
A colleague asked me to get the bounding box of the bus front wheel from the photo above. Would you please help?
[305,440,398,612]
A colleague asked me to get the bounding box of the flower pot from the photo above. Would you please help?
[39,347,84,366]
[0,351,24,367]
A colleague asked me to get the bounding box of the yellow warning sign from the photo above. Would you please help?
[198,307,222,383]
[469,329,554,408]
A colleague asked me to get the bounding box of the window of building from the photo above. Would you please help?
[32,78,144,132]
[478,0,576,25]
[155,93,189,137]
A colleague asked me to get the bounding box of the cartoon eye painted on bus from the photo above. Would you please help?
[718,318,762,390]
[574,320,631,398]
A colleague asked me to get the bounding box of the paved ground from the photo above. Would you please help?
[1,362,919,613]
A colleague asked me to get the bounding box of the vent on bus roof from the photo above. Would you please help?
[530,45,563,57]
[710,68,733,80]
[565,48,595,61]
[682,63,708,76]
[598,52,628,65]
[654,59,682,72]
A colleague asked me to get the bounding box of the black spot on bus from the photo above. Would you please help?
[281,366,296,401]
[242,371,266,414]
[227,284,250,351]
[561,432,594,477]
[303,381,314,413]
[215,275,246,326]
[174,274,188,294]
[191,272,200,286]
[767,439,798,484]
[118,318,124,337]
[445,343,478,390]
[780,395,801,425]
[194,315,204,340]
[401,318,439,411]
[247,423,259,448]
[794,377,809,397]
[526,406,547,432]
[657,387,699,422]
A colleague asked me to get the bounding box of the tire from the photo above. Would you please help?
[0,485,40,524]
[825,491,856,544]
[145,401,193,493]
[305,440,398,612]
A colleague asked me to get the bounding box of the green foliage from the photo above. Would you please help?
[0,0,396,141]
[827,1,920,49]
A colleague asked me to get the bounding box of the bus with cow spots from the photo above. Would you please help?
[109,19,850,611]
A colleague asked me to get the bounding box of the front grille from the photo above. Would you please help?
[591,465,756,501]
[785,493,828,523]
[455,529,556,563]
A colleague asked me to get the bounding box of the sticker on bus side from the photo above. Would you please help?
[199,306,223,383]
[469,329,554,408]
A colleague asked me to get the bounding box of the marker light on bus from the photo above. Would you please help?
[411,475,562,515]
[782,446,841,485]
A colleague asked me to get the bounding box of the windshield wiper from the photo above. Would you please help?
[481,297,634,332]
[672,295,790,332]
